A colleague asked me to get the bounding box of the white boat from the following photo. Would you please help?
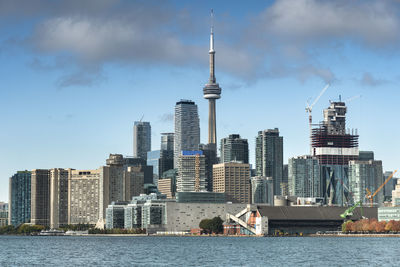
[39,229,65,236]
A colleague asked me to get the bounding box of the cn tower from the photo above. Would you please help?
[203,10,221,146]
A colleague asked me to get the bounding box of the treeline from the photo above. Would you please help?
[199,217,223,234]
[89,228,146,234]
[0,224,45,235]
[342,219,400,233]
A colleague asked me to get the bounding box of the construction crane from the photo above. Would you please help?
[305,84,330,155]
[365,170,397,207]
[340,200,363,219]
[345,94,361,103]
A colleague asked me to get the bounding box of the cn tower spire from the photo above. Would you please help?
[203,9,221,145]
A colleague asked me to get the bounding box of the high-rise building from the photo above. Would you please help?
[124,166,145,200]
[159,133,174,178]
[176,151,206,192]
[147,150,160,185]
[348,160,383,205]
[133,121,151,160]
[213,162,250,204]
[312,101,359,206]
[199,143,218,192]
[50,168,69,229]
[9,171,31,226]
[281,164,289,196]
[220,134,249,164]
[68,168,104,225]
[31,169,50,226]
[203,10,222,147]
[158,169,177,199]
[288,156,321,198]
[392,179,400,206]
[255,128,283,196]
[359,151,374,161]
[174,100,200,168]
[384,171,398,201]
[251,176,273,205]
[124,156,153,184]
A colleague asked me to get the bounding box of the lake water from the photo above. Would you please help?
[0,236,399,266]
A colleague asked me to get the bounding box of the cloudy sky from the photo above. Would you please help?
[1,0,400,201]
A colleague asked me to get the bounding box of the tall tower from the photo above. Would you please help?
[133,121,151,160]
[203,10,221,146]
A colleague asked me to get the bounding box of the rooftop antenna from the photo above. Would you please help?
[139,115,144,122]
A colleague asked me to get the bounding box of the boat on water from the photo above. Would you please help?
[39,229,65,236]
[64,230,89,236]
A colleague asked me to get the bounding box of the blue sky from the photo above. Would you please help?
[1,0,400,201]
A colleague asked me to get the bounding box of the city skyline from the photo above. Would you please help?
[1,0,400,201]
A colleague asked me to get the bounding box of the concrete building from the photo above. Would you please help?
[31,169,50,226]
[158,178,175,199]
[213,162,250,203]
[106,201,129,229]
[175,192,225,203]
[124,166,145,200]
[174,100,200,169]
[9,171,31,226]
[133,121,151,160]
[378,206,400,221]
[50,168,69,229]
[255,128,283,196]
[68,168,103,225]
[288,156,321,198]
[348,160,383,205]
[312,101,359,206]
[251,176,273,205]
[176,151,206,192]
[220,134,249,164]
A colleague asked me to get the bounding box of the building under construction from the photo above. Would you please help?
[311,101,359,206]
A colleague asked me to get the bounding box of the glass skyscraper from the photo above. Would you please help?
[133,121,151,160]
[9,171,31,226]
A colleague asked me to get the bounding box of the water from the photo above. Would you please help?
[0,236,399,266]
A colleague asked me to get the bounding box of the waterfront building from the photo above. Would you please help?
[133,121,151,160]
[220,134,249,164]
[348,160,383,205]
[176,151,206,192]
[251,176,273,204]
[105,201,129,229]
[288,156,321,198]
[0,203,8,227]
[312,101,359,206]
[378,206,400,221]
[392,179,400,206]
[31,169,50,226]
[174,100,200,168]
[255,128,283,196]
[68,168,103,224]
[50,168,70,229]
[8,171,31,226]
[147,150,160,185]
[213,162,250,203]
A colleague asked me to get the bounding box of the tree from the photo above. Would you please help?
[210,217,223,234]
[199,219,212,234]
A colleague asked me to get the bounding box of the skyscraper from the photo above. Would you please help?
[159,133,174,177]
[255,128,283,196]
[176,151,206,192]
[50,168,69,229]
[31,169,50,226]
[161,133,174,151]
[288,156,321,198]
[220,134,249,164]
[251,176,273,204]
[312,101,359,206]
[174,100,200,168]
[9,171,31,226]
[133,121,151,160]
[203,10,222,147]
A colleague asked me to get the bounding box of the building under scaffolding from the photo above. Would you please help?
[312,101,359,206]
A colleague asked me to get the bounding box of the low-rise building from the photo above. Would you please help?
[378,206,400,221]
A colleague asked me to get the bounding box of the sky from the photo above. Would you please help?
[1,0,400,201]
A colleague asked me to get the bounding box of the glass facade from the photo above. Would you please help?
[288,156,321,198]
[9,171,31,226]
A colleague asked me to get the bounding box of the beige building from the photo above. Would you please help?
[50,168,70,229]
[31,169,50,226]
[392,179,400,206]
[124,166,144,200]
[213,162,250,203]
[68,168,104,225]
[177,152,206,192]
[158,178,174,199]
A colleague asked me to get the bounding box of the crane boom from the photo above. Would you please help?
[366,170,397,207]
[310,84,330,109]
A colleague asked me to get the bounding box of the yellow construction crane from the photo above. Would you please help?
[366,170,397,207]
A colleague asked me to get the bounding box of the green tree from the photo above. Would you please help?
[210,217,223,234]
[199,219,212,234]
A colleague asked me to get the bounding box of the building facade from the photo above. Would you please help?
[9,171,31,226]
[251,176,273,205]
[176,151,206,192]
[348,160,383,205]
[213,162,250,204]
[124,166,145,200]
[220,134,249,164]
[288,156,321,198]
[147,150,160,185]
[174,100,200,169]
[31,169,50,226]
[50,168,69,229]
[255,128,283,196]
[133,121,151,160]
